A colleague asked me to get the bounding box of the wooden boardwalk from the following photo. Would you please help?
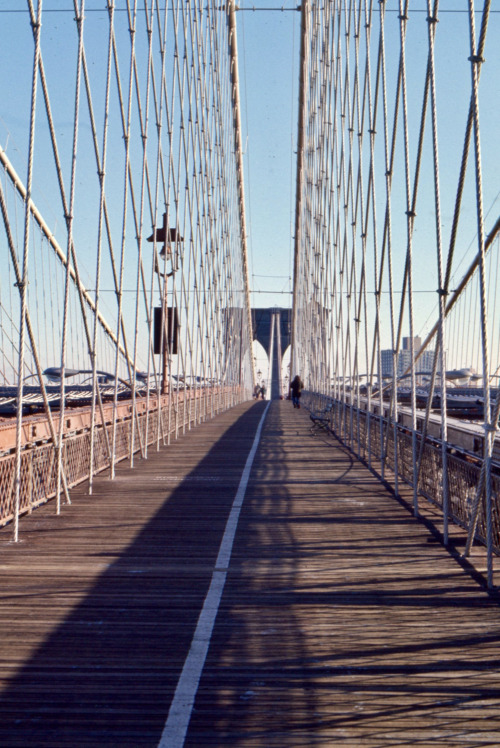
[0,401,499,746]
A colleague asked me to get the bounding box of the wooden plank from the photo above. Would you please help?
[185,402,500,747]
[0,400,498,746]
[0,401,264,747]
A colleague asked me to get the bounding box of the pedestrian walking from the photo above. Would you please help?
[290,374,304,408]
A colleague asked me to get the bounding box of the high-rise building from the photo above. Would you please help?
[380,337,434,383]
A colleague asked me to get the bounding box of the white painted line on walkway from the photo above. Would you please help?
[158,403,270,748]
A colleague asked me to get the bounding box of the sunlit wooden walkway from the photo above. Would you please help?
[0,400,500,747]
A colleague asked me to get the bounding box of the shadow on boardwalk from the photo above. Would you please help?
[0,401,499,747]
[186,402,500,747]
[0,402,265,747]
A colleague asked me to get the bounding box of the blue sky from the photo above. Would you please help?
[236,3,300,310]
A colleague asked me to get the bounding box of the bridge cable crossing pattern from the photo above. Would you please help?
[0,1,253,535]
[291,1,500,586]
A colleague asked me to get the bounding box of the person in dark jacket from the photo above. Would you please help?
[290,375,304,408]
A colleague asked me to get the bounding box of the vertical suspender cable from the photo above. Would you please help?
[56,0,85,514]
[467,0,493,587]
[291,0,309,380]
[227,0,253,397]
[13,0,43,543]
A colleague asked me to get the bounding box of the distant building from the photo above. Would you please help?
[402,336,420,351]
[380,348,395,378]
[380,337,434,383]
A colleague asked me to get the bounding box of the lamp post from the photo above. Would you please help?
[148,213,183,395]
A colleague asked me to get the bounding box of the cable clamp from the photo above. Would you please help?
[468,54,484,64]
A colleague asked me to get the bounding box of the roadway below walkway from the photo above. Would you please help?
[0,400,499,746]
